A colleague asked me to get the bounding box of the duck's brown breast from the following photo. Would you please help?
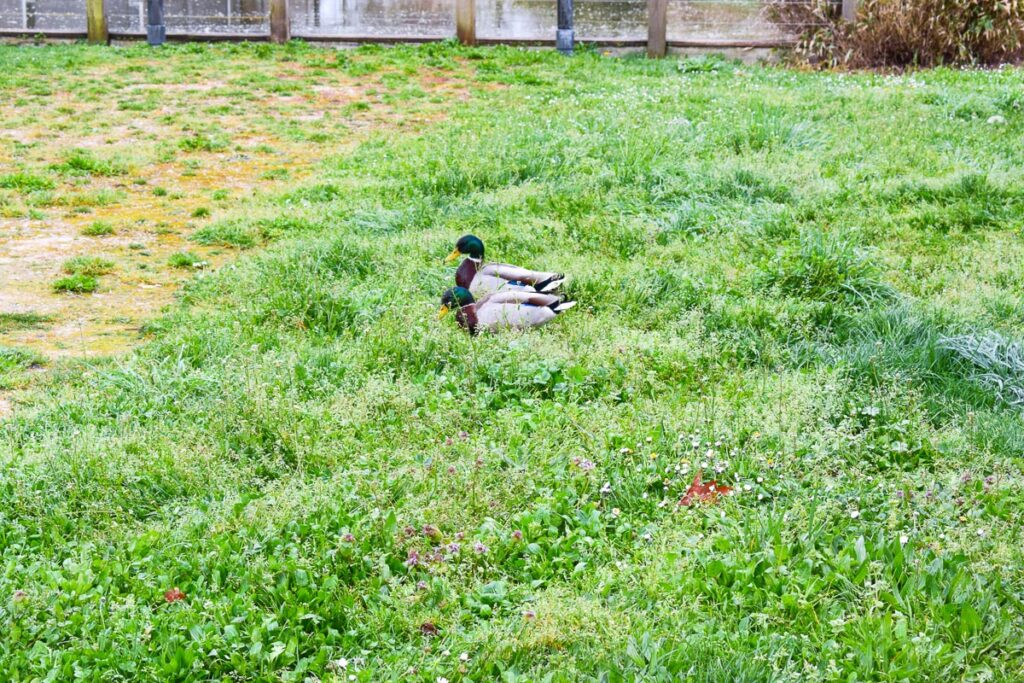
[455,259,477,290]
[456,305,479,335]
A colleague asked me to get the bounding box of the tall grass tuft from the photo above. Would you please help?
[758,231,893,307]
[941,332,1024,406]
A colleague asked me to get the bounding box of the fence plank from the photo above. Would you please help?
[841,0,857,21]
[647,0,667,57]
[270,0,290,43]
[556,0,573,54]
[146,0,165,45]
[456,0,475,45]
[86,0,108,44]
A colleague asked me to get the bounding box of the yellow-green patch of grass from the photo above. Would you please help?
[0,312,54,334]
[81,220,115,237]
[63,255,115,277]
[167,251,207,268]
[52,273,99,294]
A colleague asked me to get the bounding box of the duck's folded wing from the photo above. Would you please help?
[469,273,536,298]
[476,302,556,331]
[479,290,561,307]
[480,263,560,285]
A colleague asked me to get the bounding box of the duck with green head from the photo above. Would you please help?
[445,234,565,299]
[438,286,575,335]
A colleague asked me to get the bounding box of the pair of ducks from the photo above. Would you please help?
[439,235,576,335]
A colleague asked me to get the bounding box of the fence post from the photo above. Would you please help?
[456,0,475,45]
[841,0,857,21]
[270,0,290,43]
[556,0,573,54]
[146,0,165,45]
[647,0,667,57]
[86,0,108,44]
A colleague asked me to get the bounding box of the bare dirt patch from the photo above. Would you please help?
[0,49,478,365]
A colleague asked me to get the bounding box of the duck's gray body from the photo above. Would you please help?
[457,290,573,334]
[455,258,562,299]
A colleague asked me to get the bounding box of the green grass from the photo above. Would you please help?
[81,220,115,236]
[179,132,231,152]
[51,273,99,293]
[0,171,54,191]
[2,43,1024,681]
[52,148,127,176]
[0,312,53,333]
[167,251,206,268]
[191,219,258,248]
[0,346,44,389]
[62,255,115,277]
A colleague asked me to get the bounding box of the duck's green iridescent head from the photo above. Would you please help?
[438,286,474,319]
[445,234,484,263]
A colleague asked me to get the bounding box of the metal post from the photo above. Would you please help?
[146,0,165,45]
[556,0,572,54]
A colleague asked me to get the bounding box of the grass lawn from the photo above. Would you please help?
[2,42,1024,681]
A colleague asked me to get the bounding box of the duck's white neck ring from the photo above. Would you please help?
[467,257,483,264]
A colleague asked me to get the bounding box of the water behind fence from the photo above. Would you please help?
[0,0,806,44]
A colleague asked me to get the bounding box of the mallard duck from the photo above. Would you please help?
[445,234,564,298]
[438,287,575,335]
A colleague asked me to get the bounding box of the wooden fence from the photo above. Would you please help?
[0,0,850,54]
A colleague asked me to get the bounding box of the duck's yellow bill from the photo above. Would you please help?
[437,305,450,320]
[444,248,461,264]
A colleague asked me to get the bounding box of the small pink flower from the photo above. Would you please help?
[423,524,441,539]
[417,580,428,591]
[473,541,489,554]
[405,550,421,567]
[455,531,465,541]
[512,530,523,541]
[341,533,355,543]
[522,609,536,620]
[12,590,27,603]
[447,465,456,475]
[403,525,417,537]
